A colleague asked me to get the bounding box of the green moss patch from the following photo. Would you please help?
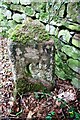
[16,79,48,95]
[9,19,52,44]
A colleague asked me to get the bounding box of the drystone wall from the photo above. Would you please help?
[0,1,80,91]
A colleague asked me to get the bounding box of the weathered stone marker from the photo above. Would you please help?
[8,19,55,93]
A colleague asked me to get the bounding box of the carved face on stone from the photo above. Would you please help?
[23,39,54,82]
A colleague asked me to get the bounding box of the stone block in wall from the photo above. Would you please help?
[72,33,80,48]
[20,0,31,5]
[58,30,71,43]
[12,13,26,23]
[61,45,80,61]
[25,6,35,17]
[31,2,46,13]
[67,59,80,75]
[67,3,80,23]
[8,19,55,93]
[46,24,57,35]
[10,4,26,13]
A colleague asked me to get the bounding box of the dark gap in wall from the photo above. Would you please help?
[69,37,72,45]
[67,19,80,24]
[63,3,68,18]
[72,44,80,50]
[40,21,47,26]
[12,10,23,14]
[30,16,36,20]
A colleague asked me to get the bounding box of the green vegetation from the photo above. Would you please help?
[46,111,55,120]
[9,20,52,44]
[16,79,48,95]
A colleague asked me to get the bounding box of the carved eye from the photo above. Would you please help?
[36,62,39,66]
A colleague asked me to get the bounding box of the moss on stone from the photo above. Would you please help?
[16,78,48,95]
[9,19,52,44]
[10,4,25,13]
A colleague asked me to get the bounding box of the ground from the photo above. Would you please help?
[8,79,80,120]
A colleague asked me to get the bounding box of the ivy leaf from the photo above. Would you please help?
[69,111,74,118]
[75,112,80,120]
[68,107,75,118]
[46,111,55,120]
[46,116,52,120]
[50,111,55,116]
[34,92,39,99]
[16,109,23,116]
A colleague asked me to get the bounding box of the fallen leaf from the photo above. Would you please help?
[27,111,34,119]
